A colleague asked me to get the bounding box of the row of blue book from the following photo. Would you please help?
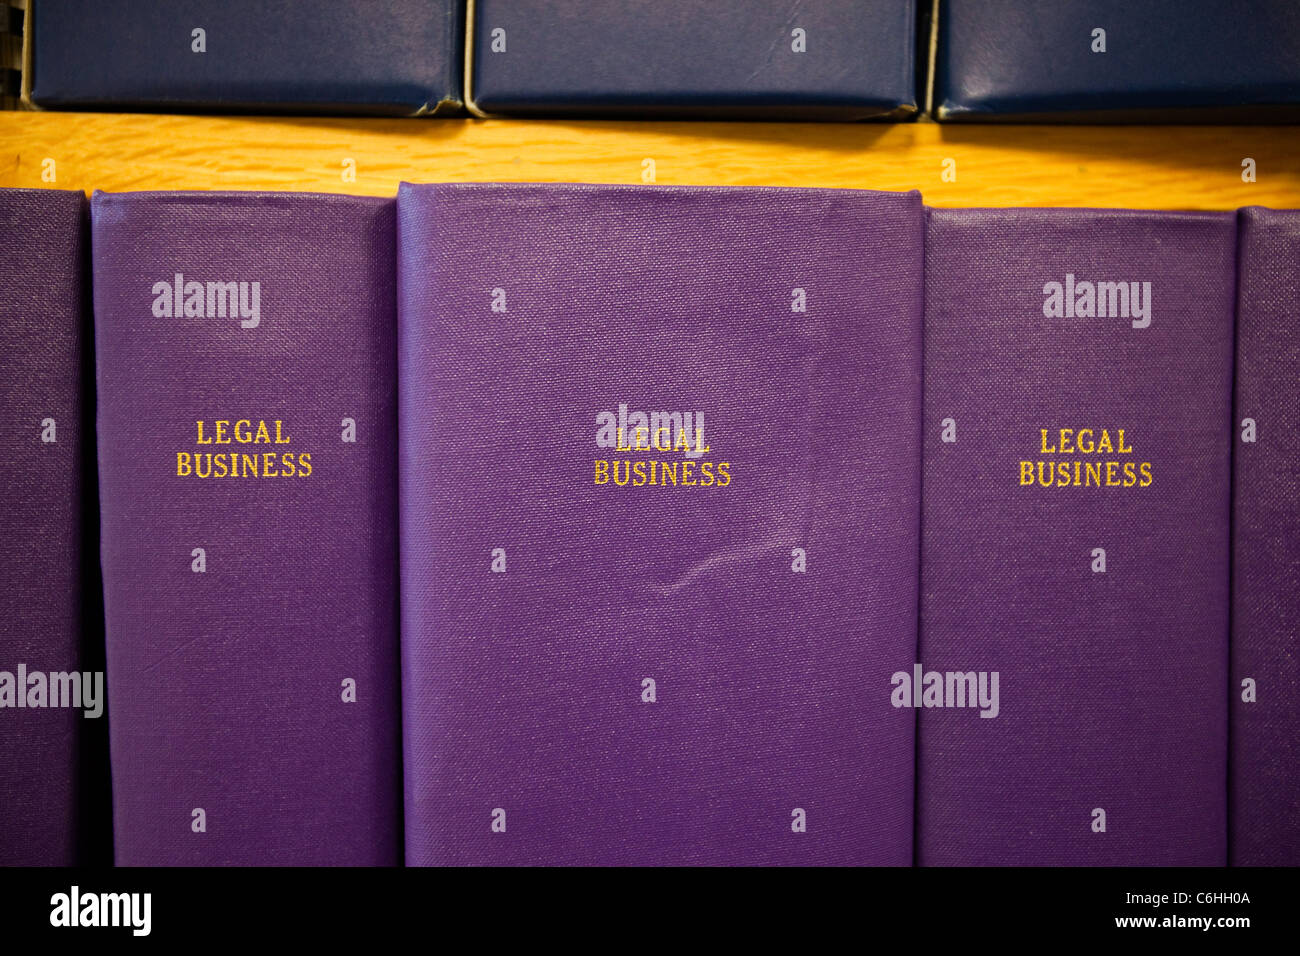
[14,1,1300,122]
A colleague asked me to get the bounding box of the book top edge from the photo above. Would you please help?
[89,189,394,208]
[1238,205,1300,221]
[0,185,85,200]
[396,181,924,202]
[925,205,1242,222]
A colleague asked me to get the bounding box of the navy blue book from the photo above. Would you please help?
[933,0,1300,122]
[467,0,917,120]
[29,0,463,116]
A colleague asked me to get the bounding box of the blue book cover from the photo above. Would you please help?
[468,0,917,121]
[934,0,1300,122]
[30,0,463,116]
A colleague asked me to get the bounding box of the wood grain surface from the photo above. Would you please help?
[1,112,1297,208]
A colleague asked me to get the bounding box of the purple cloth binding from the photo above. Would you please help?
[91,191,400,865]
[398,182,923,865]
[1231,207,1300,867]
[0,188,88,866]
[918,208,1235,865]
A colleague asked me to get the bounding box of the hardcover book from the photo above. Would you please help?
[398,182,923,865]
[1230,207,1300,867]
[918,208,1236,865]
[91,191,400,865]
[0,187,96,866]
[467,0,916,120]
[29,0,463,116]
[933,0,1300,122]
[1,3,21,111]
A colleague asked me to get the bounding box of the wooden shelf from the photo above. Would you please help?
[1,111,1297,209]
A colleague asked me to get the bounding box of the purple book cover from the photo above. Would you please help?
[0,188,93,866]
[91,191,400,865]
[918,208,1234,865]
[1231,207,1300,867]
[398,182,922,865]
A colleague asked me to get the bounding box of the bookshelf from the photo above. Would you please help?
[2,112,1298,209]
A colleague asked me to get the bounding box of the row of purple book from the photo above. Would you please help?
[1,184,1295,866]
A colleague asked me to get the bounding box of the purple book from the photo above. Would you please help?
[1231,207,1300,867]
[91,191,400,865]
[398,182,923,865]
[0,188,94,866]
[918,208,1235,865]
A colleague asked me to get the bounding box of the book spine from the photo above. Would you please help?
[1230,207,1300,866]
[0,186,93,865]
[918,208,1235,864]
[398,182,923,865]
[469,0,916,120]
[91,191,400,865]
[936,0,1300,122]
[30,0,460,116]
[1,2,22,110]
